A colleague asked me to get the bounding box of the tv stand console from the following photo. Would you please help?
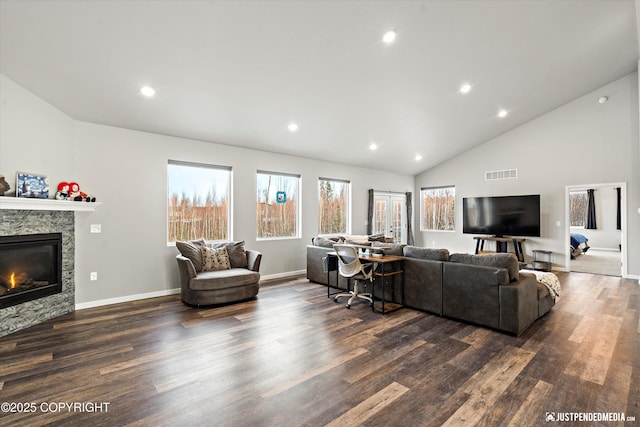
[473,236,525,262]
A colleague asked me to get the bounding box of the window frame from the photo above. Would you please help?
[256,170,301,240]
[420,185,456,232]
[167,160,232,245]
[317,177,351,236]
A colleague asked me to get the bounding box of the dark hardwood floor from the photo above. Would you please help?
[1,272,638,426]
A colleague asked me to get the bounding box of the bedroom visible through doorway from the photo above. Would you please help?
[565,183,625,277]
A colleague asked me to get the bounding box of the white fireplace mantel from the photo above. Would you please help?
[0,197,101,212]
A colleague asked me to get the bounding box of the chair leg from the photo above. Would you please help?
[335,279,372,309]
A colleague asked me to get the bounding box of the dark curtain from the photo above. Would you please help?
[406,192,414,245]
[616,187,621,230]
[585,189,597,229]
[367,189,374,235]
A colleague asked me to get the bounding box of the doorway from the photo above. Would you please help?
[565,182,626,277]
[373,192,406,243]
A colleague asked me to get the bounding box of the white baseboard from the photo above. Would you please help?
[75,270,307,310]
[261,269,306,281]
[76,288,181,310]
[589,247,621,252]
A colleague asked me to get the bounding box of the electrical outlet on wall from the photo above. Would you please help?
[90,272,98,281]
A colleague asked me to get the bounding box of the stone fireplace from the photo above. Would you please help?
[0,209,75,337]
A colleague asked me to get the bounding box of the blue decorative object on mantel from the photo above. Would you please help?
[17,173,49,199]
[276,191,286,203]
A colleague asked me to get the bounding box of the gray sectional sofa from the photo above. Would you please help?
[307,238,555,335]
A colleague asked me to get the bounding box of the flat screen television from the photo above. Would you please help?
[463,194,540,237]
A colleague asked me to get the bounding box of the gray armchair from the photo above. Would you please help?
[175,240,262,306]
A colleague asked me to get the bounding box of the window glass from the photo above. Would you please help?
[421,186,455,231]
[318,178,349,234]
[168,161,231,243]
[569,191,588,227]
[256,171,300,239]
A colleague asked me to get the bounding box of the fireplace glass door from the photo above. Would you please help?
[0,233,63,308]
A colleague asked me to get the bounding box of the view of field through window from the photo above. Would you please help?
[318,179,349,234]
[421,186,455,231]
[167,161,230,242]
[256,172,299,239]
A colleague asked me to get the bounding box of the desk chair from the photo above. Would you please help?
[332,244,374,309]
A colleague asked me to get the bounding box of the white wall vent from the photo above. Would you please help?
[485,169,518,181]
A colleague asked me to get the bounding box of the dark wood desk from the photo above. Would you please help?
[325,249,404,314]
[473,236,525,262]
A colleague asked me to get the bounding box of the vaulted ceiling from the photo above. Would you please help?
[1,0,638,175]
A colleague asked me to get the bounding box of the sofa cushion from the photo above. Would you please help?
[201,246,232,271]
[341,235,370,244]
[212,240,248,268]
[450,253,519,282]
[176,238,207,272]
[403,246,450,261]
[371,242,406,256]
[312,236,340,248]
[346,240,372,246]
[190,268,260,291]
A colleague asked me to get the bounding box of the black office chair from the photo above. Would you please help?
[332,244,374,308]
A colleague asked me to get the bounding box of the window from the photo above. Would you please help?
[167,160,231,243]
[318,178,350,235]
[569,191,588,227]
[256,170,300,239]
[421,186,455,231]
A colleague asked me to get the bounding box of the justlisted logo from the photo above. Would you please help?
[546,412,556,422]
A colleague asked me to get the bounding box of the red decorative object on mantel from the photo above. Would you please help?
[57,181,96,202]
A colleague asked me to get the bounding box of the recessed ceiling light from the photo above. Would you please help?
[140,86,156,97]
[287,122,299,132]
[598,96,609,104]
[459,83,472,94]
[415,154,423,161]
[369,142,378,150]
[382,30,397,44]
[497,109,508,118]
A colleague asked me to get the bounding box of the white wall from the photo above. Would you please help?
[0,74,414,305]
[415,72,640,278]
[0,74,74,186]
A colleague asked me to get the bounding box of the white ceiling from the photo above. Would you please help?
[1,0,638,175]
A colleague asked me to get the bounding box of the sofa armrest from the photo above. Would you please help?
[176,255,197,279]
[306,245,332,285]
[499,272,539,335]
[246,250,262,272]
[176,254,197,295]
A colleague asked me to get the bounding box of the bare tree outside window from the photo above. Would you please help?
[257,172,299,239]
[167,161,231,243]
[421,186,455,231]
[318,179,349,234]
[570,191,588,227]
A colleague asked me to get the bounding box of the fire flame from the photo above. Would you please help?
[9,272,15,289]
